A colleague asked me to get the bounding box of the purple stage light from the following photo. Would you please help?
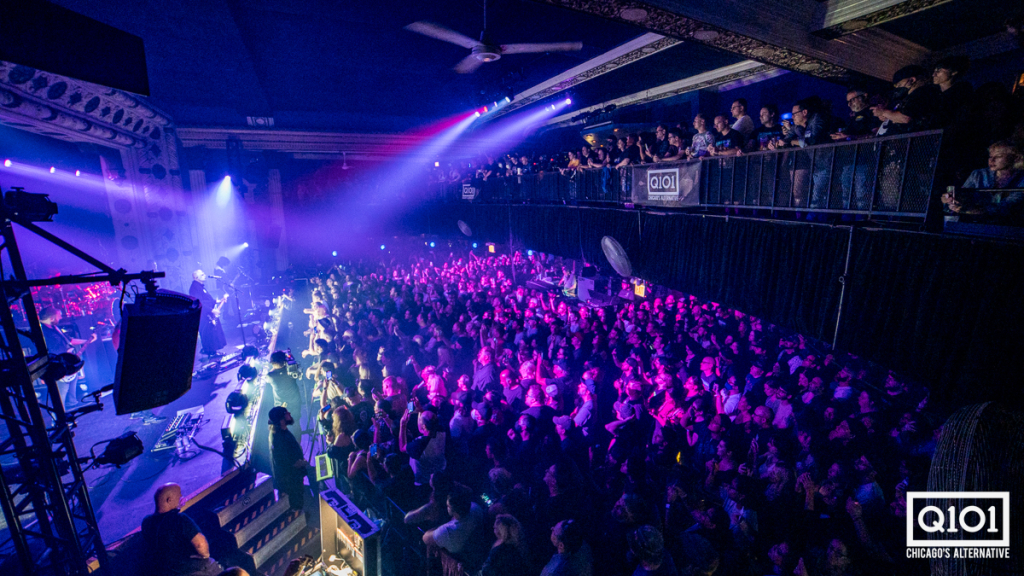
[3,159,10,168]
[332,250,338,257]
[50,166,56,173]
[565,98,571,105]
[242,242,249,248]
[380,244,386,250]
[75,170,81,177]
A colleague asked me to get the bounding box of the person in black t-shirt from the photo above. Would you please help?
[141,483,216,576]
[650,124,672,160]
[932,56,973,128]
[616,134,643,167]
[709,116,745,156]
[39,306,96,407]
[267,351,303,428]
[832,89,881,209]
[751,105,785,151]
[269,407,315,511]
[872,65,940,136]
[832,89,880,141]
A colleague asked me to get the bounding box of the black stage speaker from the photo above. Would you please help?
[114,290,201,415]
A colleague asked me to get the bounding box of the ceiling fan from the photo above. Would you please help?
[404,1,583,74]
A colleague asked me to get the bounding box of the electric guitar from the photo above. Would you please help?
[210,291,229,317]
[59,331,98,384]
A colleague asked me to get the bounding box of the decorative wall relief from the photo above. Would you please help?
[0,61,196,293]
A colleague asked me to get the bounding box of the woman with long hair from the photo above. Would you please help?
[481,514,528,576]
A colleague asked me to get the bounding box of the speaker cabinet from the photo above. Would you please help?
[114,290,200,415]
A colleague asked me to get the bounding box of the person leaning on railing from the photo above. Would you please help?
[652,128,686,163]
[686,113,716,160]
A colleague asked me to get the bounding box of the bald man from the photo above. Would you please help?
[140,483,215,575]
[189,269,227,357]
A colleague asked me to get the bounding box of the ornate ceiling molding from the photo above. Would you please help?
[813,0,954,39]
[545,60,773,127]
[0,61,172,149]
[528,0,850,79]
[489,33,681,120]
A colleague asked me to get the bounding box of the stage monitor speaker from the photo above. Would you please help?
[113,290,201,415]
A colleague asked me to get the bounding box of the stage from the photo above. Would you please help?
[76,344,247,546]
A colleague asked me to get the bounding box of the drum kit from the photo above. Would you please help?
[28,282,120,329]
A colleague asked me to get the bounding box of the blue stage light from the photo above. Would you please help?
[472,242,478,248]
[332,250,338,257]
[429,241,436,248]
[380,244,386,250]
[528,250,534,256]
[243,242,249,248]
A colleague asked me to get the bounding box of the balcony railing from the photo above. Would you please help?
[432,130,944,219]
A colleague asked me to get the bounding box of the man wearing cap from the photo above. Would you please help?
[269,407,311,511]
[267,351,303,429]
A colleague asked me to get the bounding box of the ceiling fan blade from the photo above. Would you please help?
[453,55,485,74]
[404,21,479,50]
[500,41,583,55]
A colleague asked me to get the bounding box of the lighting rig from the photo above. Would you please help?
[0,187,164,576]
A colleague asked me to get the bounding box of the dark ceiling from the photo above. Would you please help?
[38,0,1023,135]
[879,0,1024,51]
[47,0,645,131]
[552,42,744,111]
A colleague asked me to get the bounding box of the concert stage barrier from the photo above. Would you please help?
[435,130,943,219]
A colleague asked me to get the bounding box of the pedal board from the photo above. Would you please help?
[152,406,205,452]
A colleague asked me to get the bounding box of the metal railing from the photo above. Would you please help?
[432,130,943,219]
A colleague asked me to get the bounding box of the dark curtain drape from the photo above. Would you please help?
[839,229,1024,407]
[633,214,848,341]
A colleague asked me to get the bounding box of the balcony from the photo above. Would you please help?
[433,130,945,221]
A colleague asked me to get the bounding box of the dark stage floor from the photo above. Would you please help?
[78,341,248,545]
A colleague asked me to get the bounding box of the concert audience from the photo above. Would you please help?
[442,52,1024,198]
[293,246,945,576]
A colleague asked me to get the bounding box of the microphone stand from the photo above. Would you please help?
[223,282,247,346]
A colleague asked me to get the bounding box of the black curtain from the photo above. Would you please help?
[839,229,1024,407]
[632,214,847,342]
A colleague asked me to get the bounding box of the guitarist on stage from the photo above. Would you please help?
[39,306,96,409]
[190,269,228,358]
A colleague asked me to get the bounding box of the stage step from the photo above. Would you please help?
[232,495,292,548]
[247,508,307,569]
[259,523,321,576]
[216,475,275,528]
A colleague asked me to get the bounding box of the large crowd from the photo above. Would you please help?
[434,60,1024,198]
[288,247,944,576]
